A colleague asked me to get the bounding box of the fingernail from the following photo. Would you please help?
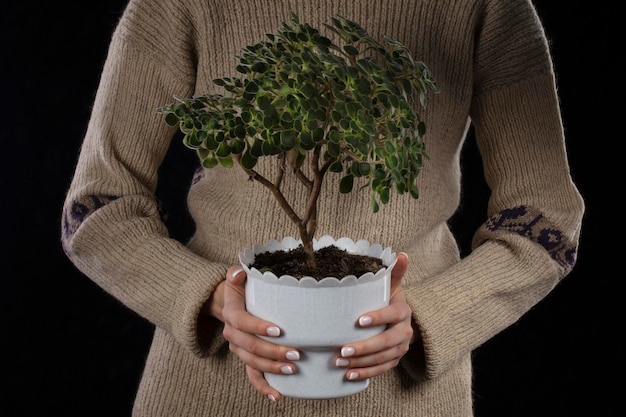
[359,315,373,327]
[267,326,280,337]
[400,251,408,260]
[341,346,355,357]
[267,394,277,401]
[280,365,294,374]
[231,268,244,278]
[285,350,300,361]
[335,358,349,367]
[348,371,359,380]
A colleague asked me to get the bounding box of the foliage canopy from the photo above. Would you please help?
[159,13,438,266]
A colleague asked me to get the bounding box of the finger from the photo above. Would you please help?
[229,342,297,375]
[222,268,246,319]
[359,297,412,330]
[222,269,282,338]
[340,316,412,358]
[356,252,410,331]
[342,359,399,382]
[223,323,302,362]
[335,340,409,371]
[227,266,248,288]
[222,268,302,363]
[389,252,408,296]
[225,266,247,299]
[245,365,283,402]
[333,253,411,381]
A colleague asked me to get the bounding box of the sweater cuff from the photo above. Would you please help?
[171,256,229,357]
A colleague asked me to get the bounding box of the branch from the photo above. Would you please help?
[232,154,304,228]
[300,144,324,229]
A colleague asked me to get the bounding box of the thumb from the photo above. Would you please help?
[389,252,408,297]
[226,267,247,291]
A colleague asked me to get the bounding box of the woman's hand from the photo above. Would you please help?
[219,266,299,401]
[333,252,418,381]
[199,252,417,400]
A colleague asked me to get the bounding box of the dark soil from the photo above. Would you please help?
[249,245,384,280]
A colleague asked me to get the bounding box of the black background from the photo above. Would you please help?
[1,1,620,416]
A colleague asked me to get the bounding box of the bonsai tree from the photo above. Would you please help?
[158,13,438,270]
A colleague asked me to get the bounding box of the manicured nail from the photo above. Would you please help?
[341,346,355,357]
[267,326,281,337]
[285,350,300,361]
[348,371,359,380]
[280,365,294,374]
[267,394,277,402]
[335,358,349,367]
[359,315,373,327]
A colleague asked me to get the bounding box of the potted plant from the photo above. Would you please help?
[158,13,438,399]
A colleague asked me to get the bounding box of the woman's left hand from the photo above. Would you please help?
[333,252,418,381]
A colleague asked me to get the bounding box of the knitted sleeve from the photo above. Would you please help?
[401,0,584,380]
[60,0,228,357]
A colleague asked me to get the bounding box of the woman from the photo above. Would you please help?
[61,0,584,415]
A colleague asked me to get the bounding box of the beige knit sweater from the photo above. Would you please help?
[61,0,584,415]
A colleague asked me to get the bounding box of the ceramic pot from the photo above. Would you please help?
[239,235,396,399]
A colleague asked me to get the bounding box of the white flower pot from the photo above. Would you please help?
[239,235,396,399]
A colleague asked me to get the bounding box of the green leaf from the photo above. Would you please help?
[241,111,252,123]
[280,130,296,149]
[349,162,361,177]
[231,139,245,154]
[346,101,359,118]
[240,149,258,169]
[418,121,426,136]
[203,133,219,151]
[329,159,344,172]
[234,124,246,138]
[219,155,234,168]
[386,154,399,168]
[216,142,231,158]
[311,127,324,142]
[201,153,218,168]
[371,195,380,213]
[236,64,249,74]
[358,162,370,176]
[164,112,180,126]
[343,45,359,56]
[380,186,390,204]
[261,140,278,155]
[263,114,277,129]
[386,119,399,135]
[280,111,293,123]
[251,61,268,73]
[356,77,371,95]
[326,138,340,157]
[339,174,354,193]
[300,82,316,98]
[257,94,271,110]
[197,147,210,160]
[293,151,306,169]
[183,131,197,147]
[250,138,264,157]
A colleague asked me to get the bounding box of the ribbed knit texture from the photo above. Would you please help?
[61,0,584,415]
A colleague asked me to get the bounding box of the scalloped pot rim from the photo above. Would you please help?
[239,235,398,287]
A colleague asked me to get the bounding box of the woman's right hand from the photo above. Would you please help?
[218,266,300,401]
